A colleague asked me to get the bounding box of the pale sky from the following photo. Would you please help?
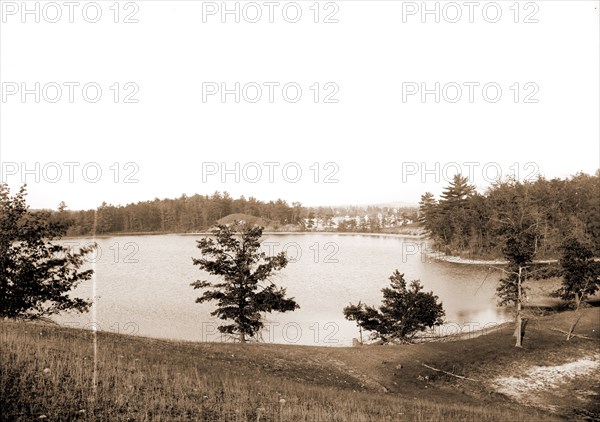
[1,1,598,210]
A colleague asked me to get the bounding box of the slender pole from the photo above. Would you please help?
[92,270,97,390]
[515,265,522,347]
[91,209,98,404]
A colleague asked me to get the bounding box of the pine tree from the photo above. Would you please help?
[191,222,299,342]
[554,237,600,305]
[552,236,600,339]
[440,174,476,203]
[494,196,540,347]
[0,184,95,319]
[418,192,437,228]
[343,271,445,343]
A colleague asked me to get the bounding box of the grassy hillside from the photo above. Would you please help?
[1,308,598,421]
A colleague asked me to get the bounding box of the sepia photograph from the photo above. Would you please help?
[0,1,599,420]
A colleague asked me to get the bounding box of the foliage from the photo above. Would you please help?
[0,184,95,318]
[496,267,528,307]
[418,171,600,258]
[54,191,418,235]
[494,204,538,308]
[191,222,298,342]
[65,192,298,235]
[552,236,600,305]
[343,270,445,342]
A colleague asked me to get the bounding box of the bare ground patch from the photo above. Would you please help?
[491,355,600,414]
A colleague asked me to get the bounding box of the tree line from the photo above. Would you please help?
[49,193,417,236]
[60,193,299,235]
[418,171,600,259]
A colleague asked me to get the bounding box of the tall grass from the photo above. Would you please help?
[0,320,558,421]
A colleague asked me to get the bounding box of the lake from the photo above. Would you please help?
[55,233,511,346]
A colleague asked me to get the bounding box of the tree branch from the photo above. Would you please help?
[421,363,480,382]
[550,328,594,340]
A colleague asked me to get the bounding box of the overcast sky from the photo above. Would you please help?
[1,1,598,210]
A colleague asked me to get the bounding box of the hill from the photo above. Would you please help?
[2,307,598,420]
[217,213,283,230]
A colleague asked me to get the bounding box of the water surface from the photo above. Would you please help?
[56,234,510,346]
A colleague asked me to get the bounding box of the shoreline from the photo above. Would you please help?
[62,231,556,265]
[63,229,427,240]
[33,314,515,348]
[357,320,515,346]
[423,249,559,266]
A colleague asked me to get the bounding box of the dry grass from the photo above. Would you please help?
[0,319,562,421]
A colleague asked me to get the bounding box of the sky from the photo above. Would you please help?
[1,1,598,210]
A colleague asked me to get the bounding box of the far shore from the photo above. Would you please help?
[62,228,427,240]
[63,229,583,267]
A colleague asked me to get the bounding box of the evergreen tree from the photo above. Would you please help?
[191,222,299,342]
[553,237,600,307]
[418,192,437,227]
[552,236,600,339]
[0,184,95,319]
[494,198,539,347]
[440,174,476,203]
[343,270,445,343]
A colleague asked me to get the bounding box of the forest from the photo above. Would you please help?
[51,193,417,236]
[418,171,600,259]
[45,170,599,262]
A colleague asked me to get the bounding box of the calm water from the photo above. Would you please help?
[55,234,510,346]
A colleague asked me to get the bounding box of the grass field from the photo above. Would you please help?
[1,308,598,421]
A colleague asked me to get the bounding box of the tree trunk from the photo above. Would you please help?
[566,293,583,341]
[515,265,523,348]
[240,331,246,343]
